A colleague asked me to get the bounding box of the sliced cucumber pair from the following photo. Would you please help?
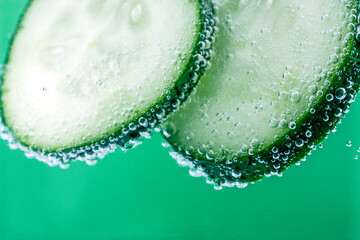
[1,0,359,188]
[0,0,216,165]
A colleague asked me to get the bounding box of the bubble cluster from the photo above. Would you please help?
[163,0,360,189]
[0,0,216,166]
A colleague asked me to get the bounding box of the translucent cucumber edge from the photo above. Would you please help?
[162,3,360,190]
[0,0,217,168]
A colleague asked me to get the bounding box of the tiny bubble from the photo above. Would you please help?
[96,80,103,86]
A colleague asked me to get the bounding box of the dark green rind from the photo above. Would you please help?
[163,2,360,187]
[0,0,216,163]
[0,0,33,108]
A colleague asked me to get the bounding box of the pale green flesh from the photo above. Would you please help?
[166,0,353,159]
[2,0,200,151]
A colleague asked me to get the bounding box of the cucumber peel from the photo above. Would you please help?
[0,0,216,166]
[163,0,360,189]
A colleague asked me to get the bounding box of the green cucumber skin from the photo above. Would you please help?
[0,0,216,162]
[164,3,360,186]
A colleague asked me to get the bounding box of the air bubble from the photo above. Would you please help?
[335,88,347,100]
[278,91,288,101]
[269,118,278,128]
[348,23,356,32]
[289,121,296,130]
[138,117,148,127]
[206,150,215,160]
[334,108,343,117]
[272,147,278,153]
[279,119,288,129]
[198,145,208,155]
[295,139,304,148]
[316,90,323,98]
[96,80,103,86]
[326,93,334,102]
[309,96,316,104]
[314,74,321,82]
[283,72,293,81]
[308,84,318,94]
[250,138,259,149]
[333,32,342,41]
[272,153,280,160]
[290,91,301,103]
[329,54,339,64]
[240,144,249,153]
[356,31,360,42]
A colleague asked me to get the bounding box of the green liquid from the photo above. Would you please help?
[0,1,359,239]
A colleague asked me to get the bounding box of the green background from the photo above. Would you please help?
[0,1,360,239]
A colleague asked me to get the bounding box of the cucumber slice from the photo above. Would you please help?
[0,0,215,166]
[163,0,360,188]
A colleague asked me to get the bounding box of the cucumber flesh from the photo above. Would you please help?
[164,0,360,188]
[0,0,215,165]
